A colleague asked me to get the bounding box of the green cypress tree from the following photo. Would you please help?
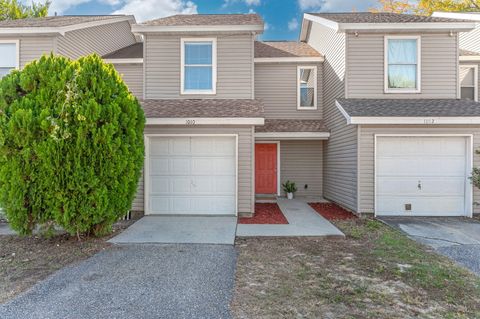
[0,54,145,237]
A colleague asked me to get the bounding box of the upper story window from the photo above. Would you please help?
[385,36,421,93]
[460,65,478,101]
[181,38,217,95]
[297,66,317,110]
[0,40,19,78]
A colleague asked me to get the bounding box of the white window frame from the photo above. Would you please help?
[459,64,478,102]
[384,35,421,94]
[180,37,217,95]
[297,65,317,110]
[0,39,20,74]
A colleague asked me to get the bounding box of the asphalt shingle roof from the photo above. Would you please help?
[255,119,328,133]
[103,42,143,59]
[254,41,322,58]
[0,15,129,28]
[460,48,480,56]
[140,14,263,26]
[309,12,470,24]
[337,99,480,117]
[141,99,264,118]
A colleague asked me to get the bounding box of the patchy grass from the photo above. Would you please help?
[0,220,132,303]
[232,218,480,319]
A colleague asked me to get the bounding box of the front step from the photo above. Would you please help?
[255,194,278,203]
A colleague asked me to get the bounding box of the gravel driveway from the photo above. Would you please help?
[0,244,237,319]
[379,217,480,275]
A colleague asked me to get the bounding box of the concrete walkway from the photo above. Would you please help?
[0,244,237,319]
[236,199,344,237]
[380,217,480,275]
[109,216,237,245]
[0,223,15,235]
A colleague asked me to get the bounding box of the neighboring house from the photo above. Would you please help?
[2,12,480,219]
[301,12,479,217]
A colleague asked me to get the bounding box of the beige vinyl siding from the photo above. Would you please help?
[307,21,358,211]
[280,140,323,197]
[358,125,480,214]
[112,63,143,98]
[144,33,253,99]
[346,32,458,99]
[57,21,136,59]
[16,36,55,68]
[460,27,480,54]
[254,62,323,119]
[132,125,254,214]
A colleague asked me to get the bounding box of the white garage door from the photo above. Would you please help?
[376,136,470,216]
[147,136,236,215]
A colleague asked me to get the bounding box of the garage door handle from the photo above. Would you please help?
[417,181,422,190]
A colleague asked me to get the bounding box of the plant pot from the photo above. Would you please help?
[287,192,294,200]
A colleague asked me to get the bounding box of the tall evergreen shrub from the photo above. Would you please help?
[0,54,145,236]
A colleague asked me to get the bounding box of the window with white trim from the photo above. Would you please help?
[181,38,216,94]
[297,66,317,109]
[385,36,421,93]
[0,41,18,78]
[460,65,478,101]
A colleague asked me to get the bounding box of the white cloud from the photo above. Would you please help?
[245,0,260,5]
[223,0,261,8]
[298,0,377,11]
[49,0,91,14]
[113,0,197,22]
[264,22,270,30]
[288,18,298,31]
[248,8,256,13]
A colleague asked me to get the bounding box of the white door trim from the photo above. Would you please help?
[374,134,473,217]
[144,134,239,216]
[255,141,281,196]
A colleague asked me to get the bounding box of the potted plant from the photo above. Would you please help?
[282,180,297,200]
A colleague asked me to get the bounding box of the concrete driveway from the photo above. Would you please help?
[379,217,480,275]
[0,244,237,319]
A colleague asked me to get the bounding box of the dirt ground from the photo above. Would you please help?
[232,219,480,319]
[0,220,133,303]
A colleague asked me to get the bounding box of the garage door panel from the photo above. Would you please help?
[378,157,466,176]
[377,196,465,216]
[376,136,468,217]
[377,177,465,196]
[147,136,236,215]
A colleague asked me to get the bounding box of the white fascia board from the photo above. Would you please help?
[255,132,330,140]
[146,117,265,125]
[460,55,480,62]
[104,58,143,64]
[0,16,134,36]
[349,116,480,125]
[335,100,353,124]
[303,13,476,32]
[254,57,324,63]
[132,24,264,33]
[433,11,480,21]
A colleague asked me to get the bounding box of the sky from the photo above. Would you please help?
[49,0,380,40]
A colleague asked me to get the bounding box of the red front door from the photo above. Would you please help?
[255,143,277,194]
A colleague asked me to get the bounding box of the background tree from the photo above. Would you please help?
[371,0,480,15]
[0,0,50,20]
[0,54,145,237]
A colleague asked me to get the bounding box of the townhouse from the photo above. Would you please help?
[1,12,479,219]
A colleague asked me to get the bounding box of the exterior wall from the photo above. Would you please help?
[57,21,136,59]
[307,21,358,211]
[132,125,254,214]
[1,36,56,68]
[144,32,254,99]
[460,61,480,100]
[357,125,480,214]
[460,27,480,53]
[112,63,143,98]
[279,140,323,197]
[254,62,323,119]
[346,32,458,99]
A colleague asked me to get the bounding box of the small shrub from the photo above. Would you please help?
[0,54,145,237]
